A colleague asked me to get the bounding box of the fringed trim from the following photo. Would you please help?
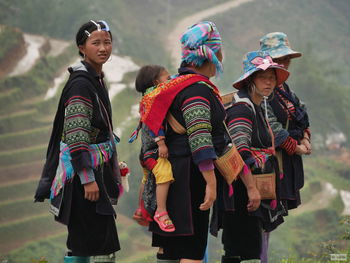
[280,136,297,155]
[270,199,277,210]
[228,184,234,197]
[118,183,124,198]
[246,147,274,169]
[243,164,250,175]
[50,139,118,199]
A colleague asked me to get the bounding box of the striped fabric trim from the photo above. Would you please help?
[266,103,289,147]
[227,116,253,162]
[50,139,117,198]
[181,95,215,163]
[78,168,95,184]
[280,136,297,155]
[304,128,311,139]
[228,115,275,167]
[276,87,296,120]
[63,96,93,154]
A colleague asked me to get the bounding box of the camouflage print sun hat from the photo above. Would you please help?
[259,32,302,59]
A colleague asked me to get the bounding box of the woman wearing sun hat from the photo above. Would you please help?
[259,32,311,263]
[221,50,289,263]
[260,32,311,210]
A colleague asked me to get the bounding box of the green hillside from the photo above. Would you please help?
[207,0,350,141]
[0,1,349,262]
[0,0,227,71]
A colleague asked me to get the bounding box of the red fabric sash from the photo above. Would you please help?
[140,74,221,135]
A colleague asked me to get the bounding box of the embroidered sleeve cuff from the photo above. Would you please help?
[198,159,215,172]
[78,168,95,184]
[71,151,92,173]
[274,129,289,148]
[280,136,298,155]
[304,128,311,139]
[193,148,217,165]
[149,127,166,138]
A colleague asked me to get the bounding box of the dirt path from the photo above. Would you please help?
[291,182,338,216]
[9,34,46,76]
[166,0,254,67]
[103,54,139,100]
[47,38,70,57]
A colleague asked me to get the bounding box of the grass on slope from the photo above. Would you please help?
[269,210,349,263]
[2,215,154,263]
[0,44,76,116]
[0,126,51,150]
[209,0,350,90]
[0,25,23,61]
[303,155,350,191]
[0,0,227,73]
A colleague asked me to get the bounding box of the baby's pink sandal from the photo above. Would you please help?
[153,211,175,232]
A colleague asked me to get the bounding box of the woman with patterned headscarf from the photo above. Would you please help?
[139,21,259,263]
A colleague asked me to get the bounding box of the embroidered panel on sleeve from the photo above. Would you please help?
[227,115,254,165]
[267,103,289,147]
[63,96,93,153]
[276,87,296,120]
[181,96,216,163]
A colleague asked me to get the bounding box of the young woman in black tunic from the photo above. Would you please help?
[222,51,290,263]
[35,20,121,263]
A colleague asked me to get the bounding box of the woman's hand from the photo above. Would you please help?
[300,138,312,155]
[239,167,261,211]
[200,169,217,211]
[200,182,217,211]
[246,186,261,212]
[83,181,100,201]
[295,144,308,155]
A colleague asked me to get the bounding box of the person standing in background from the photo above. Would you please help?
[259,32,311,263]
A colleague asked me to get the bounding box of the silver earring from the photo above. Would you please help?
[250,82,256,93]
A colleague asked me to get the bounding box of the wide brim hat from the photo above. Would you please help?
[232,50,289,90]
[260,32,301,59]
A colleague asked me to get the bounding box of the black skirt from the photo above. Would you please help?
[151,156,210,260]
[222,211,262,260]
[65,175,120,256]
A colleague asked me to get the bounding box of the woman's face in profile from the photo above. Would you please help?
[252,68,277,97]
